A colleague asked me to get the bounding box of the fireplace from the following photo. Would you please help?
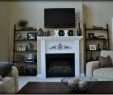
[46,53,75,77]
[37,36,82,79]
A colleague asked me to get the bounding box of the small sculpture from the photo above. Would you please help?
[15,32,21,40]
[37,28,44,36]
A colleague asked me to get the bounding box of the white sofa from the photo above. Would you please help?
[86,50,113,81]
[0,66,18,93]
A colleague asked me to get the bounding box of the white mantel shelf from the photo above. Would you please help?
[37,36,83,40]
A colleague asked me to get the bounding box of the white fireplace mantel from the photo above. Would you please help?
[37,36,83,79]
[37,36,82,40]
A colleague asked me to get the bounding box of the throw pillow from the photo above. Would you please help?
[0,62,13,77]
[99,55,113,68]
[0,75,3,81]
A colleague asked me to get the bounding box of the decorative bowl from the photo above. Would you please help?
[61,77,96,92]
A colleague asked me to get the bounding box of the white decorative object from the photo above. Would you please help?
[64,30,68,36]
[49,43,71,50]
[54,29,59,37]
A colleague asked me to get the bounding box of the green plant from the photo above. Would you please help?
[17,20,28,28]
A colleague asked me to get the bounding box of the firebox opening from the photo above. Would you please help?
[46,53,75,77]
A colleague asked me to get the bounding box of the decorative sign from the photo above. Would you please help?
[49,43,71,50]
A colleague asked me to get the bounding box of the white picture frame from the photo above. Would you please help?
[89,45,96,50]
[17,44,26,51]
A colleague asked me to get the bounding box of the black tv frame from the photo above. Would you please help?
[44,8,75,28]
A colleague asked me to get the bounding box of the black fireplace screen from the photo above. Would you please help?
[46,53,75,77]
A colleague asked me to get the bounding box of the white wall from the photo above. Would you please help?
[8,1,84,74]
[1,1,113,74]
[9,1,83,28]
[0,2,9,61]
[83,1,113,49]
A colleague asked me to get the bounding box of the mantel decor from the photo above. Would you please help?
[49,43,71,50]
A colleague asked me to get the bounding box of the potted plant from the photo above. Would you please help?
[17,20,28,29]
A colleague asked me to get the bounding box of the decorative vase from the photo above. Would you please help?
[68,30,73,36]
[103,40,107,50]
[45,31,50,36]
[58,30,64,36]
[77,23,82,36]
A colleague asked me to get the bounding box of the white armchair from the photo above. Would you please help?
[86,50,113,81]
[0,66,18,93]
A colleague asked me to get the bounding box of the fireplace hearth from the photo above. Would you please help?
[46,53,75,77]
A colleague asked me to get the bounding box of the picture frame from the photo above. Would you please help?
[17,44,26,51]
[27,33,36,40]
[89,45,96,50]
[88,33,94,39]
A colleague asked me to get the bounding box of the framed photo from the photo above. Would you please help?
[88,33,94,39]
[17,44,26,51]
[27,33,36,40]
[89,45,96,50]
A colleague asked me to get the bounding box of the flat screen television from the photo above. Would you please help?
[44,8,75,28]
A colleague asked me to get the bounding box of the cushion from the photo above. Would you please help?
[0,75,3,81]
[0,62,13,77]
[93,67,113,80]
[99,55,113,68]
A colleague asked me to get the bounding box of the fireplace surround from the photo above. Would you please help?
[37,36,82,78]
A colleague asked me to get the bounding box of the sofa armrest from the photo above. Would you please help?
[86,61,99,77]
[8,66,19,92]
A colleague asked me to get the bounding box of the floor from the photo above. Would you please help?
[19,76,64,90]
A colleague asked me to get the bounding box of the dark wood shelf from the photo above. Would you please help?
[86,60,97,62]
[86,49,109,51]
[13,61,37,63]
[86,49,101,51]
[85,28,107,31]
[85,38,109,40]
[14,29,37,31]
[14,39,37,41]
[84,23,110,74]
[13,25,37,76]
[14,50,37,52]
[19,74,37,76]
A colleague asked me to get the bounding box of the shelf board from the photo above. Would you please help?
[14,50,37,52]
[19,74,37,76]
[86,60,97,62]
[85,28,107,31]
[86,49,109,51]
[86,49,101,51]
[86,38,109,40]
[14,29,37,31]
[14,39,37,41]
[13,61,37,63]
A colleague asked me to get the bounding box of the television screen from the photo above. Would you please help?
[44,8,75,28]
